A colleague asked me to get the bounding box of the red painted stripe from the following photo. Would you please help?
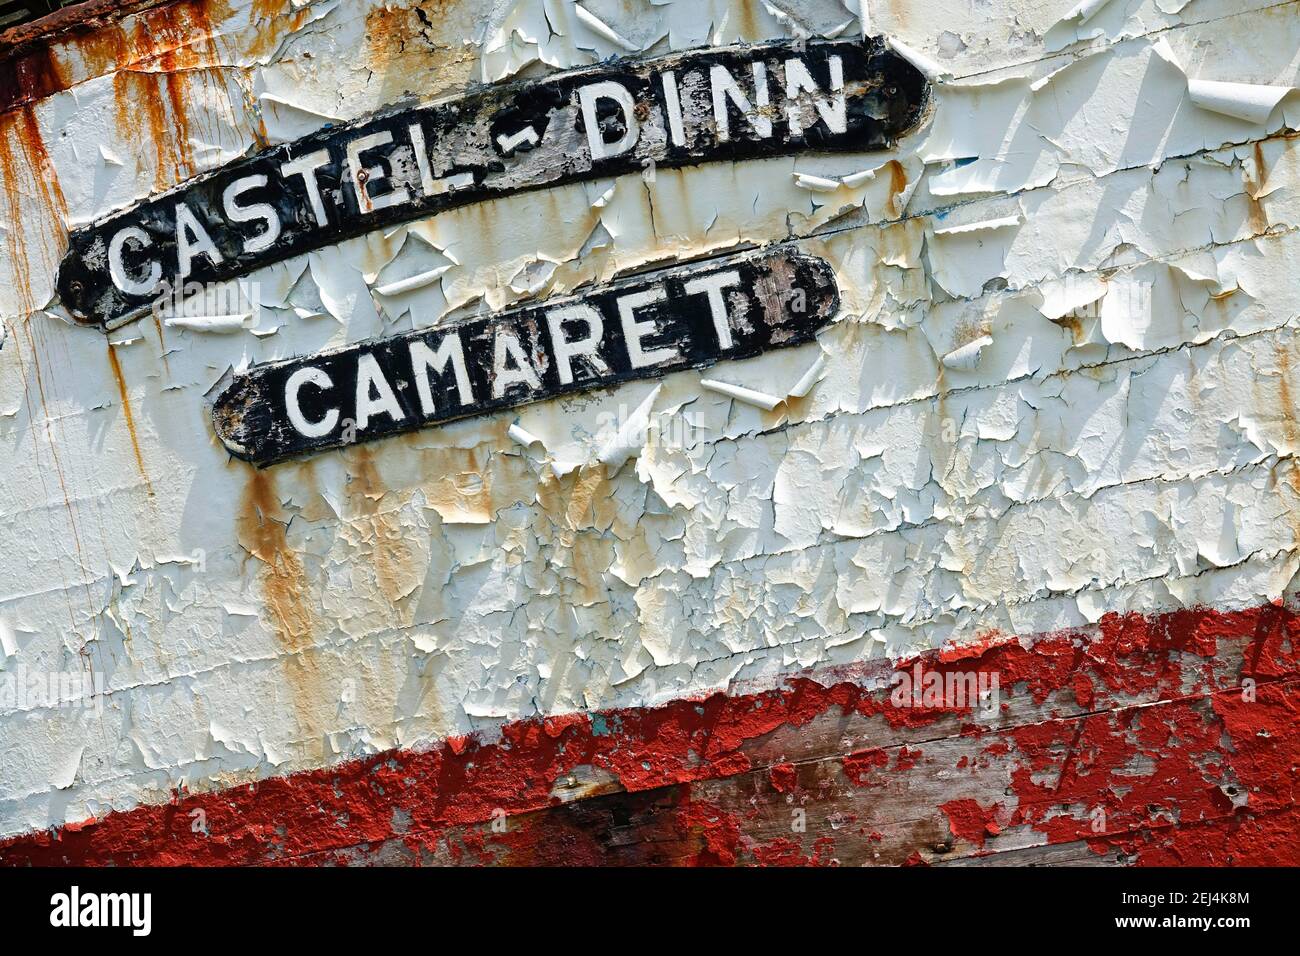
[2,602,1298,866]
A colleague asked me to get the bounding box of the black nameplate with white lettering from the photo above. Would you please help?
[211,248,837,466]
[60,37,926,329]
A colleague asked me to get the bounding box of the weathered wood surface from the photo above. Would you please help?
[4,604,1295,866]
[290,680,1297,867]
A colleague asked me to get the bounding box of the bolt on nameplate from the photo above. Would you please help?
[211,247,838,466]
[59,36,927,330]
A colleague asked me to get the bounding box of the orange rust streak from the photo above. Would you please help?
[150,314,172,376]
[238,470,315,654]
[1246,142,1270,236]
[101,0,234,192]
[0,106,67,314]
[250,0,288,22]
[0,115,26,309]
[0,0,229,114]
[161,67,195,180]
[348,447,411,607]
[115,68,195,192]
[886,159,907,219]
[105,344,155,497]
[13,105,66,220]
[0,45,66,113]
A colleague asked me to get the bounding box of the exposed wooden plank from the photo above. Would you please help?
[289,667,1300,866]
[4,605,1295,866]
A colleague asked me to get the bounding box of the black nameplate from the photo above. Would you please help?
[60,37,926,330]
[211,248,838,466]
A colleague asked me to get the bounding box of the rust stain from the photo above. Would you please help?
[885,159,907,219]
[244,0,309,60]
[1055,313,1084,344]
[133,0,222,70]
[735,0,760,40]
[0,107,86,628]
[54,21,129,81]
[1266,344,1300,545]
[364,3,418,71]
[114,68,195,192]
[105,343,154,497]
[0,106,68,314]
[0,0,228,115]
[250,0,287,22]
[361,3,431,105]
[0,44,67,113]
[238,469,315,653]
[362,0,473,105]
[1275,346,1298,451]
[150,314,171,377]
[106,0,235,192]
[1244,142,1269,236]
[348,446,414,607]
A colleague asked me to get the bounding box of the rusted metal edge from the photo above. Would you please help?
[57,35,929,330]
[0,0,173,57]
[210,246,840,467]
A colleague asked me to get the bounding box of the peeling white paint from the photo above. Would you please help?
[1154,37,1296,123]
[700,377,785,410]
[1,0,1299,840]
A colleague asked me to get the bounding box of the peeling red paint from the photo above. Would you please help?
[1,601,1298,866]
[940,799,1002,848]
[769,763,798,793]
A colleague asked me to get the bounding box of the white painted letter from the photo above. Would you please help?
[710,62,771,141]
[683,270,742,349]
[546,304,609,385]
[223,175,281,254]
[175,203,223,280]
[617,287,678,369]
[492,329,542,398]
[578,81,640,160]
[285,367,339,438]
[410,334,474,414]
[347,131,409,214]
[354,353,405,430]
[783,56,845,136]
[661,71,686,147]
[107,226,161,296]
[407,123,436,197]
[280,149,333,227]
